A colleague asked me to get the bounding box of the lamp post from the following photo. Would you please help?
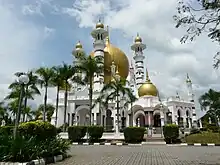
[13,74,29,139]
[167,112,172,124]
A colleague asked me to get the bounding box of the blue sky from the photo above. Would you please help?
[0,0,220,117]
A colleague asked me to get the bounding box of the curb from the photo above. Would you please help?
[72,142,220,146]
[0,154,68,165]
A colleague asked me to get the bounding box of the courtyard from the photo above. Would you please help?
[54,145,220,165]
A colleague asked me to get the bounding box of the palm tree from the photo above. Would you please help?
[97,78,134,132]
[199,89,220,126]
[124,89,138,127]
[37,104,55,122]
[51,66,63,126]
[36,67,54,121]
[75,55,103,126]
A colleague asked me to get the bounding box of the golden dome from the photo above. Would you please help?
[75,41,82,49]
[96,20,104,29]
[138,71,158,97]
[91,37,129,84]
[134,33,142,43]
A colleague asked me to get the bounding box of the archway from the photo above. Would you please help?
[186,110,192,128]
[134,110,145,127]
[177,109,183,127]
[106,109,113,131]
[76,106,90,126]
[153,113,161,127]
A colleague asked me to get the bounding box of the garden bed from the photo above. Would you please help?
[185,132,220,144]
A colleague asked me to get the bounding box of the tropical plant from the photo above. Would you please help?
[96,78,134,132]
[199,89,220,126]
[37,104,55,122]
[75,54,103,126]
[51,65,64,126]
[36,67,54,121]
[174,0,220,68]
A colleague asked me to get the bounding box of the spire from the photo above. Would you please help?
[106,25,110,44]
[186,73,192,83]
[130,60,134,69]
[146,68,150,82]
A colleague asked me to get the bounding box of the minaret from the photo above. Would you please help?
[186,73,197,127]
[91,20,108,92]
[131,33,146,88]
[129,60,135,93]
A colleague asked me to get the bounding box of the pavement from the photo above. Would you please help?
[53,145,220,165]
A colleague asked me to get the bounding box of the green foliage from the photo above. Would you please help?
[37,104,55,122]
[87,126,104,142]
[163,124,179,144]
[0,126,14,135]
[18,121,57,139]
[206,123,220,133]
[68,126,87,142]
[124,127,145,143]
[190,128,201,135]
[0,134,70,162]
[185,132,220,144]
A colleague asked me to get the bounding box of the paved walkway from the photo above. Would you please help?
[55,145,220,165]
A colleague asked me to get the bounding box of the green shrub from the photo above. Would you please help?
[68,126,87,142]
[18,121,57,140]
[0,126,14,135]
[200,127,208,132]
[185,132,220,143]
[190,128,201,135]
[163,124,179,144]
[124,127,145,143]
[88,126,104,142]
[206,124,219,133]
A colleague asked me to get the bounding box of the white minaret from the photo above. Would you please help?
[186,73,197,127]
[129,61,135,93]
[131,33,146,89]
[91,20,108,92]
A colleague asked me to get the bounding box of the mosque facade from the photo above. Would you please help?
[51,21,197,132]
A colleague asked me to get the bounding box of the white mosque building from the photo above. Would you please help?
[51,21,197,132]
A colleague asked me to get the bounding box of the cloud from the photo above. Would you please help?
[59,0,220,117]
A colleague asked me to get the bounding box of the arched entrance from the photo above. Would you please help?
[153,114,161,127]
[134,110,145,127]
[76,106,90,126]
[105,109,113,131]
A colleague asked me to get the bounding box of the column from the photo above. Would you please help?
[183,116,187,128]
[188,117,191,129]
[199,119,202,128]
[93,113,97,125]
[160,114,164,127]
[148,112,151,126]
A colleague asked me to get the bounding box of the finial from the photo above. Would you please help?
[75,41,82,49]
[186,73,192,83]
[137,32,139,37]
[146,68,150,82]
[135,33,142,43]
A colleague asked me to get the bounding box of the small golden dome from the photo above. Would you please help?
[134,33,142,43]
[138,71,158,97]
[90,38,129,84]
[75,41,82,49]
[96,20,104,29]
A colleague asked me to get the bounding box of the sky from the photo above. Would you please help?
[0,0,219,118]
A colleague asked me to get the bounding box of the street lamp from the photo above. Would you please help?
[167,112,172,124]
[13,74,29,139]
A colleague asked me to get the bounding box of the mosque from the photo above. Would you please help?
[51,21,197,133]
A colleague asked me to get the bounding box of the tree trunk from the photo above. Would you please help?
[63,81,68,132]
[116,88,120,132]
[55,86,60,127]
[89,77,93,126]
[43,85,48,122]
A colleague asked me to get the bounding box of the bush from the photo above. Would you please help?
[68,126,87,142]
[0,134,70,162]
[200,127,208,132]
[88,126,104,142]
[206,124,219,133]
[163,124,179,144]
[18,121,57,140]
[124,127,145,143]
[185,132,220,144]
[190,128,201,135]
[0,126,14,135]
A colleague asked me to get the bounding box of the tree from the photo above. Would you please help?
[174,0,220,68]
[51,65,64,126]
[97,78,134,132]
[37,104,55,122]
[36,67,54,121]
[199,88,220,125]
[75,55,103,126]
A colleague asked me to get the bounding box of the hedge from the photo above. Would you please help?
[185,132,220,143]
[88,126,104,142]
[68,126,87,142]
[163,124,179,144]
[124,127,145,143]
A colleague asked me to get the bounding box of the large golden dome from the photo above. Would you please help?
[91,37,129,84]
[138,71,158,97]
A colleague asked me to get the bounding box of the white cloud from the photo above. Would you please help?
[60,0,220,117]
